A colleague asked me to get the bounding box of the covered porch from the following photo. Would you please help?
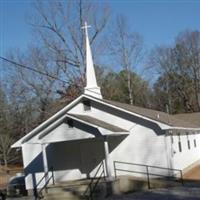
[22,114,129,190]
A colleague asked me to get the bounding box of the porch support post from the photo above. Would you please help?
[103,136,112,180]
[42,143,49,183]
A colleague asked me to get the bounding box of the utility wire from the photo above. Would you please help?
[0,56,69,84]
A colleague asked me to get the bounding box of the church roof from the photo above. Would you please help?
[11,94,200,148]
[70,114,127,132]
[33,94,200,131]
[100,99,200,129]
[174,112,200,127]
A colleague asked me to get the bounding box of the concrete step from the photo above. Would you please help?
[46,184,87,194]
[112,175,183,194]
[40,180,107,200]
[42,192,80,200]
[40,186,84,200]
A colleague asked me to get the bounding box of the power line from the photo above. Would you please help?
[0,56,69,84]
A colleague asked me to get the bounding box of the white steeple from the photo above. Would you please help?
[82,21,102,99]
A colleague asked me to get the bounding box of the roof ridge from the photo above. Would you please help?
[104,99,169,115]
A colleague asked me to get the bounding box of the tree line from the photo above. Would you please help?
[0,0,200,166]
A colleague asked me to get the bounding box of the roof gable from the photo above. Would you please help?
[12,95,84,148]
[12,95,128,148]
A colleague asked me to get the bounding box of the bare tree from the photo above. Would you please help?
[0,134,16,167]
[30,0,110,92]
[175,31,200,111]
[108,15,143,105]
[149,30,200,113]
[3,0,110,123]
[0,88,20,167]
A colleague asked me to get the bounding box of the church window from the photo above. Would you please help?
[178,141,182,152]
[194,139,197,148]
[187,133,190,150]
[178,134,182,152]
[83,100,91,111]
[194,133,197,148]
[187,140,190,150]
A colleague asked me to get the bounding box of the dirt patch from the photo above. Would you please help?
[183,165,200,181]
[0,165,23,189]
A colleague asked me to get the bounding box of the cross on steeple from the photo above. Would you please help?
[81,22,91,31]
[82,21,102,99]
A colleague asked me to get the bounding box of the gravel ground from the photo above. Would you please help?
[106,164,200,200]
[6,186,200,200]
[6,197,33,200]
[6,183,200,200]
[108,186,200,200]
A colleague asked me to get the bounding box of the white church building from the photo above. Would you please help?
[12,22,200,193]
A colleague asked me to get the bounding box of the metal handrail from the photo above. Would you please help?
[114,161,182,172]
[114,161,183,189]
[90,170,104,198]
[34,166,55,199]
[83,161,105,200]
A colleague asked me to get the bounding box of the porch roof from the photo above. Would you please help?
[12,112,129,148]
[70,114,127,132]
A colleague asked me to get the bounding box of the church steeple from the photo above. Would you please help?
[82,22,102,99]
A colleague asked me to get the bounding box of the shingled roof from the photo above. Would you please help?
[101,99,200,129]
[38,95,200,130]
[174,113,200,127]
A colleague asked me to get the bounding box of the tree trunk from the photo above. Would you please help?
[3,154,7,168]
[127,70,133,105]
